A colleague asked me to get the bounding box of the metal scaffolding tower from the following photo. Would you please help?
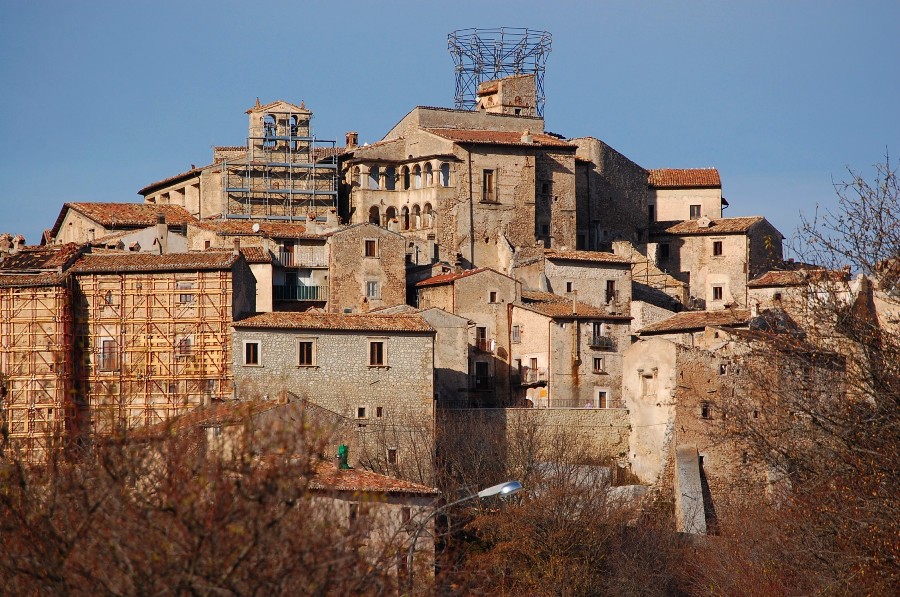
[448,28,552,116]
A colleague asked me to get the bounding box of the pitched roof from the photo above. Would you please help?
[519,291,630,320]
[544,249,629,265]
[245,99,309,114]
[638,309,751,334]
[0,243,83,271]
[416,267,489,287]
[0,272,68,288]
[233,312,435,333]
[648,168,721,188]
[652,216,766,236]
[70,251,240,274]
[425,128,575,148]
[51,203,197,238]
[309,461,440,495]
[138,166,205,195]
[239,246,274,264]
[192,219,321,239]
[747,268,846,288]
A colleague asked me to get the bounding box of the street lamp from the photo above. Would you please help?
[406,480,523,593]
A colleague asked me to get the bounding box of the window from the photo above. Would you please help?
[177,281,195,304]
[511,325,521,344]
[440,162,450,187]
[356,406,367,419]
[713,240,723,256]
[368,165,380,190]
[401,166,410,190]
[176,335,193,358]
[298,340,316,366]
[658,243,670,261]
[541,224,550,235]
[566,281,574,293]
[413,165,422,189]
[641,373,657,396]
[482,169,495,202]
[774,292,783,301]
[701,402,712,419]
[99,338,118,371]
[369,340,385,366]
[690,205,701,219]
[204,240,211,249]
[597,390,609,409]
[712,285,724,301]
[489,291,498,303]
[606,280,617,303]
[719,363,728,375]
[387,447,398,465]
[244,341,260,366]
[424,163,433,186]
[593,356,605,373]
[366,281,380,299]
[376,406,384,418]
[364,239,378,257]
[104,290,114,306]
[648,204,655,222]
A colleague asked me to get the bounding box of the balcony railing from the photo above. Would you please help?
[588,335,616,350]
[524,397,626,409]
[273,285,327,301]
[278,247,328,268]
[475,338,494,353]
[278,251,295,267]
[520,367,548,386]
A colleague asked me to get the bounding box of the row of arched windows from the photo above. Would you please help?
[368,203,434,230]
[352,162,451,191]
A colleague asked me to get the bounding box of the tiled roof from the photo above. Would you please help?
[233,312,435,333]
[652,216,765,236]
[648,168,721,188]
[0,243,83,271]
[0,272,68,288]
[519,291,630,320]
[55,203,197,236]
[71,251,240,274]
[312,146,346,161]
[239,246,274,264]
[748,268,847,288]
[309,461,440,495]
[193,219,321,239]
[544,249,629,265]
[638,309,751,334]
[137,167,205,195]
[425,128,575,148]
[416,267,489,287]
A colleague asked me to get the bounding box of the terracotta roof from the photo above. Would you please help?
[52,203,197,238]
[648,168,721,188]
[70,251,240,274]
[425,128,575,148]
[652,216,766,236]
[519,291,630,320]
[0,272,68,288]
[233,312,435,333]
[312,146,346,161]
[748,268,848,288]
[193,219,321,239]
[544,249,629,265]
[416,267,489,287]
[0,243,83,271]
[138,167,205,195]
[638,309,751,334]
[239,246,274,264]
[309,461,439,495]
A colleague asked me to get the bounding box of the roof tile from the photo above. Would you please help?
[638,309,751,334]
[519,291,629,320]
[544,249,629,265]
[648,168,721,188]
[425,128,575,148]
[71,251,240,274]
[309,461,440,495]
[193,219,321,239]
[653,216,765,236]
[233,312,435,333]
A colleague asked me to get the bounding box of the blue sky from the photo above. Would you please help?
[1,0,897,250]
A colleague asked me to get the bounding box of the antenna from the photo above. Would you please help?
[448,28,552,116]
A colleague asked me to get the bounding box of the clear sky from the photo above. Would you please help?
[1,1,897,251]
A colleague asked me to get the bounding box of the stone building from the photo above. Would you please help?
[647,168,725,223]
[231,312,436,483]
[325,223,407,314]
[648,216,784,309]
[69,250,256,436]
[511,291,632,409]
[637,308,751,347]
[46,203,196,249]
[416,267,520,406]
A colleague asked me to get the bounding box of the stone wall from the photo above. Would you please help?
[327,224,406,313]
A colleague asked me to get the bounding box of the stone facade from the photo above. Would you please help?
[327,223,406,314]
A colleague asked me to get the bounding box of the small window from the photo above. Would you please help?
[99,338,118,371]
[244,341,260,366]
[713,240,723,256]
[511,325,521,344]
[104,290,114,306]
[387,447,398,465]
[356,406,367,419]
[593,356,604,373]
[605,280,617,303]
[658,243,670,261]
[690,205,701,220]
[482,169,495,202]
[204,240,211,249]
[366,281,380,299]
[176,336,193,358]
[369,340,385,366]
[701,402,712,419]
[168,382,178,395]
[719,363,727,375]
[597,390,609,409]
[376,406,384,418]
[712,286,724,301]
[298,340,316,366]
[177,281,195,304]
[773,292,783,301]
[566,281,574,293]
[489,291,498,303]
[364,239,378,257]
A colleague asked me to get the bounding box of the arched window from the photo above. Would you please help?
[413,165,422,189]
[368,165,380,190]
[368,206,380,225]
[384,166,396,191]
[385,206,397,227]
[424,163,433,187]
[401,166,410,190]
[263,114,276,147]
[412,204,421,230]
[289,115,299,149]
[423,203,433,228]
[440,162,451,187]
[401,206,410,230]
[353,166,362,188]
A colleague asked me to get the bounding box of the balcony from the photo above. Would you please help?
[588,335,616,351]
[273,285,327,301]
[526,397,626,409]
[278,247,328,268]
[474,338,495,353]
[520,367,548,386]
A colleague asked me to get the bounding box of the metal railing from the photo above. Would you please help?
[528,397,626,409]
[588,335,616,350]
[475,338,494,353]
[273,285,327,301]
[278,247,328,268]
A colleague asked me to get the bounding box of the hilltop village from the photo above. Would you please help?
[1,74,895,536]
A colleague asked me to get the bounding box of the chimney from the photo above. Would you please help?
[324,208,339,231]
[521,129,533,144]
[306,213,320,234]
[156,213,168,254]
[346,131,358,148]
[232,238,240,255]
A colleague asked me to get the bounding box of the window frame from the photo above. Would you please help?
[712,285,724,301]
[482,169,496,202]
[593,356,605,373]
[297,338,317,367]
[98,337,118,372]
[712,240,724,257]
[177,280,196,304]
[365,280,381,300]
[364,238,378,258]
[368,339,387,367]
[689,204,702,220]
[243,340,261,366]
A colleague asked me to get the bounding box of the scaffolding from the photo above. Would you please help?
[448,27,552,115]
[0,279,73,461]
[74,270,233,435]
[222,105,338,222]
